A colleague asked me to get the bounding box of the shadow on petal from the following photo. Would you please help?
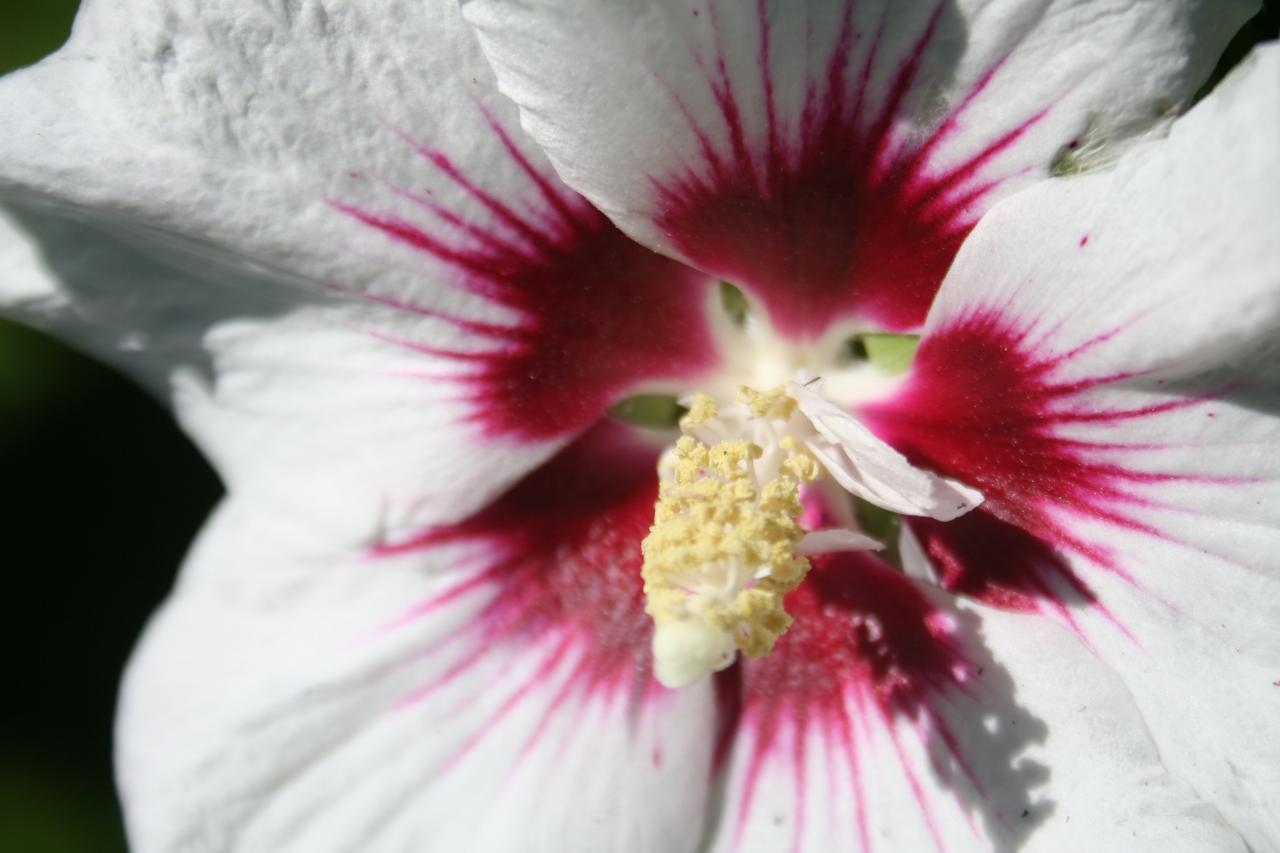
[907,509,1097,615]
[4,201,312,396]
[710,552,1052,851]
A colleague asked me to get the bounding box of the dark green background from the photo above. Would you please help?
[0,2,1276,851]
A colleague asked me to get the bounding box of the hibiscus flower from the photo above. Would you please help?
[1,1,1277,851]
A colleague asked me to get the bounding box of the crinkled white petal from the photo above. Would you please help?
[0,0,579,370]
[2,0,715,540]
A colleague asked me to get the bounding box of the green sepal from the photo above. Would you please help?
[853,498,903,570]
[608,394,687,430]
[719,281,750,327]
[860,333,920,376]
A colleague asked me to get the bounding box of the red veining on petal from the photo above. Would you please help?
[716,550,1033,853]
[375,421,664,758]
[336,116,720,441]
[862,307,1229,600]
[652,1,1048,337]
[380,420,656,688]
[713,490,1041,852]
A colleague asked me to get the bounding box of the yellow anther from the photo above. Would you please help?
[777,434,821,483]
[681,393,718,429]
[643,383,826,688]
[736,385,795,419]
[784,451,821,482]
[708,439,758,478]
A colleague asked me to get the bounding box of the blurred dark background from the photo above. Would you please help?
[0,4,220,852]
[0,2,1276,851]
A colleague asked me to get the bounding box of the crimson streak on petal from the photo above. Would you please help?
[339,118,720,441]
[718,551,1041,853]
[377,421,663,746]
[711,489,1044,852]
[385,441,1044,847]
[654,0,1046,337]
[862,307,1223,608]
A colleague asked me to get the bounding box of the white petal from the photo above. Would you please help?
[464,0,1253,334]
[0,0,524,309]
[119,493,715,853]
[923,44,1280,382]
[0,206,60,306]
[2,0,726,537]
[709,558,1246,851]
[1,204,698,544]
[792,379,982,520]
[1,0,492,309]
[794,527,883,556]
[173,301,564,543]
[1,0,722,397]
[864,47,1280,849]
[0,203,303,397]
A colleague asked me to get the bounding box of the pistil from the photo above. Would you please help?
[640,380,983,688]
[641,391,821,687]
